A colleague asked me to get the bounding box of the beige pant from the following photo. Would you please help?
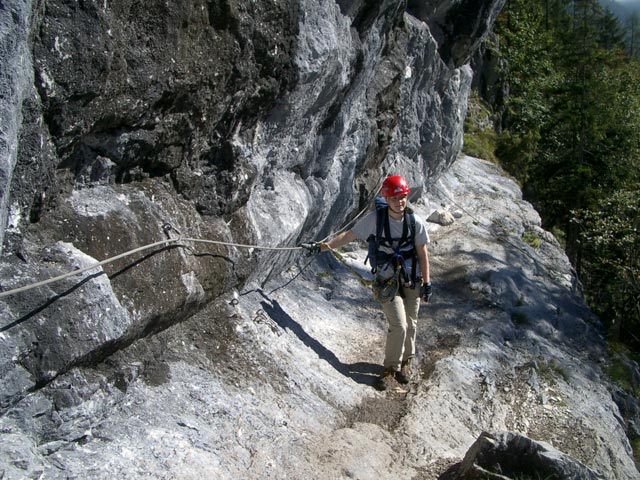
[380,284,421,371]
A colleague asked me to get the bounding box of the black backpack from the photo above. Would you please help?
[365,198,418,286]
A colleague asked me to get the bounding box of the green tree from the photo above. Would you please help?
[573,189,640,346]
[488,0,640,349]
[528,0,637,268]
[628,12,640,58]
[493,0,554,183]
[598,7,627,52]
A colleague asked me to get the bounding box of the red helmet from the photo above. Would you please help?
[381,175,410,197]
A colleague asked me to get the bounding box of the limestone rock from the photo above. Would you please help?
[447,431,604,480]
[7,1,636,479]
[0,0,505,408]
[0,155,637,480]
[428,209,456,226]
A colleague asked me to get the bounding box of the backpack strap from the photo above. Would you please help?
[406,208,415,243]
[376,204,388,248]
[366,203,388,274]
[376,207,419,286]
[378,206,407,248]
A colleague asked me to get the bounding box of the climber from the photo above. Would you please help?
[319,175,431,391]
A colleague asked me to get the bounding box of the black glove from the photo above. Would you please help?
[301,242,321,254]
[421,282,432,303]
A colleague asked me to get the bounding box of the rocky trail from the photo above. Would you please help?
[4,1,637,478]
[4,156,637,479]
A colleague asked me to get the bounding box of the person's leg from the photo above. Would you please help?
[402,284,421,362]
[395,285,421,384]
[380,295,407,371]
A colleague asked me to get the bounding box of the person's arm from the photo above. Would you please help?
[416,243,430,284]
[321,229,358,252]
[416,242,432,302]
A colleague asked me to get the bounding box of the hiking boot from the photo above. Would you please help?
[396,358,411,384]
[375,367,396,391]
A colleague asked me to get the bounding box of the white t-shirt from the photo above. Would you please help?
[352,208,429,280]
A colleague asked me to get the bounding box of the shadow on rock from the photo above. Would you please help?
[258,290,380,387]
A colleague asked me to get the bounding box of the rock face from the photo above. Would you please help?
[7,1,636,479]
[0,0,504,409]
[1,156,637,479]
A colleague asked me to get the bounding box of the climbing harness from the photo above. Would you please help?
[366,198,418,288]
[308,193,422,302]
[372,271,400,303]
[0,236,304,300]
[311,241,408,304]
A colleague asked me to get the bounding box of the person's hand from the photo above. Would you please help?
[421,282,432,303]
[301,242,321,254]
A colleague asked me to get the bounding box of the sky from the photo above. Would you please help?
[602,0,640,22]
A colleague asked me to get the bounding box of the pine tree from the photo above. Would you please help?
[598,7,627,52]
[628,12,640,58]
[527,0,637,269]
[493,0,553,183]
[490,0,640,347]
[573,188,640,346]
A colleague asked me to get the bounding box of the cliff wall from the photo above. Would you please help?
[0,0,503,404]
[1,2,639,478]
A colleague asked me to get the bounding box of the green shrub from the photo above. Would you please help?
[495,129,541,185]
[463,131,498,163]
[522,230,541,248]
[463,92,498,162]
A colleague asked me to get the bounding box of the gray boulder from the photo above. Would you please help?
[447,431,605,480]
[428,209,456,226]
